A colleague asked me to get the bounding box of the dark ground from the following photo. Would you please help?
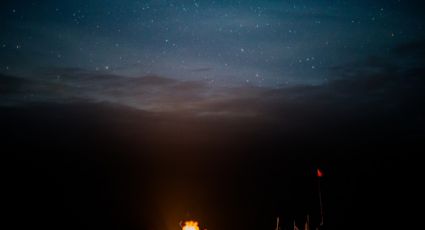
[2,102,423,230]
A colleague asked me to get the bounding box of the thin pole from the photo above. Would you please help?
[305,215,310,230]
[276,217,280,230]
[318,178,324,227]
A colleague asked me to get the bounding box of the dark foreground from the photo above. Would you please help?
[2,103,423,230]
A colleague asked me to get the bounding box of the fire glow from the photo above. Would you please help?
[182,221,200,230]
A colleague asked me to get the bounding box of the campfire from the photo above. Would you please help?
[182,221,200,230]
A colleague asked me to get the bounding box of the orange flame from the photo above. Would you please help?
[182,221,200,230]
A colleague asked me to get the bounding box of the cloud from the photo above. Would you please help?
[393,40,425,58]
[0,74,29,95]
[1,39,425,132]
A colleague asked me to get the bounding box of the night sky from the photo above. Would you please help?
[2,1,425,230]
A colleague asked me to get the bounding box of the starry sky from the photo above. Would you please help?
[2,1,425,230]
[2,0,425,87]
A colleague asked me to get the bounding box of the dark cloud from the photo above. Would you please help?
[393,39,425,61]
[0,74,29,95]
[2,40,425,125]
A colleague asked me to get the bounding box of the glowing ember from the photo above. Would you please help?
[182,221,200,230]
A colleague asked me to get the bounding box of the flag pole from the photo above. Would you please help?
[275,217,280,230]
[294,220,298,230]
[305,214,310,230]
[317,169,324,227]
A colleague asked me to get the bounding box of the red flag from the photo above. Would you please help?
[317,168,323,178]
